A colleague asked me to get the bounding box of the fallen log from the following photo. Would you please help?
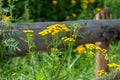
[0,20,120,54]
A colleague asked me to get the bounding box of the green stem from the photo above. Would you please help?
[68,55,80,69]
[67,44,73,67]
[55,49,68,79]
[0,0,2,16]
[39,62,49,80]
[31,54,36,80]
[8,0,13,19]
[85,56,91,72]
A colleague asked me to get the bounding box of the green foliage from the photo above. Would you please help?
[1,0,120,22]
[0,0,120,80]
[0,0,20,59]
[104,0,120,19]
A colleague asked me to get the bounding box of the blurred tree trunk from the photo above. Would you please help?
[95,7,109,77]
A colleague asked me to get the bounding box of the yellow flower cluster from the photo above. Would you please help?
[85,43,96,50]
[61,37,75,43]
[75,43,107,56]
[81,0,89,4]
[66,13,77,20]
[95,8,102,12]
[23,30,34,37]
[85,43,107,53]
[82,3,88,9]
[81,0,95,4]
[89,0,95,3]
[88,51,94,56]
[23,30,34,33]
[52,0,57,5]
[98,70,107,77]
[71,0,76,6]
[66,16,70,20]
[74,45,86,54]
[38,24,70,36]
[116,67,120,71]
[75,45,94,56]
[108,63,120,71]
[2,15,10,21]
[81,0,95,9]
[81,0,88,9]
[72,13,77,18]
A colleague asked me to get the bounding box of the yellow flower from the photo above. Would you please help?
[61,27,70,32]
[88,51,94,56]
[116,67,120,71]
[38,30,49,36]
[52,0,57,5]
[89,0,95,3]
[71,0,76,6]
[95,8,102,12]
[38,24,70,36]
[81,0,89,4]
[95,46,102,51]
[108,63,120,71]
[61,37,75,43]
[75,45,86,54]
[23,30,34,33]
[98,70,107,77]
[85,43,107,54]
[85,43,95,50]
[66,16,70,20]
[2,15,10,21]
[108,63,118,67]
[72,13,77,18]
[116,64,120,67]
[51,30,60,35]
[82,3,88,9]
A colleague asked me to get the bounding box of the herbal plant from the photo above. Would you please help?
[38,24,72,80]
[0,23,120,80]
[0,0,19,59]
[22,30,37,80]
[37,23,109,80]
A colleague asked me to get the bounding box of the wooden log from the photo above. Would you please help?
[95,7,109,77]
[0,20,120,54]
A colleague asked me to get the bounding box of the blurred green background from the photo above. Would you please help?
[1,0,120,22]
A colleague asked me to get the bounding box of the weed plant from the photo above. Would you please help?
[1,23,120,80]
[0,0,120,80]
[1,0,120,22]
